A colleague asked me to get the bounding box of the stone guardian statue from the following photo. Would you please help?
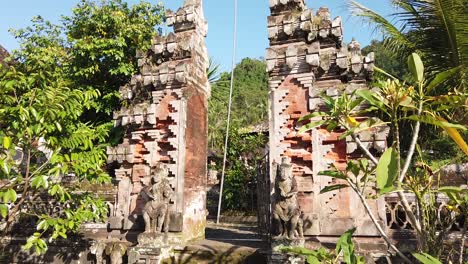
[272,157,303,239]
[142,164,174,234]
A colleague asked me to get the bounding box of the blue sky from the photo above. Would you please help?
[0,0,393,71]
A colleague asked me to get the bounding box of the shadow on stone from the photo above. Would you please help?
[162,243,267,264]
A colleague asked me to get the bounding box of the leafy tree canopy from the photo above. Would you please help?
[10,0,165,124]
[0,38,110,254]
[0,0,165,254]
[209,58,268,153]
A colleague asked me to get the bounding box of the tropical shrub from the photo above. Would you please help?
[300,53,467,263]
[0,0,165,254]
[280,228,365,264]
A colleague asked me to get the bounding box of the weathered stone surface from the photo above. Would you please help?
[0,44,8,66]
[108,216,124,230]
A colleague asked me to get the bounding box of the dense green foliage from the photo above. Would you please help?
[0,0,165,254]
[208,58,269,212]
[0,38,110,254]
[362,39,408,79]
[218,127,266,211]
[357,2,467,169]
[208,58,268,153]
[281,228,365,264]
[10,0,165,124]
[64,0,164,121]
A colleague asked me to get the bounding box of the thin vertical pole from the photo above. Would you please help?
[216,0,238,225]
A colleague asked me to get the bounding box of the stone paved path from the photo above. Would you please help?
[163,221,268,264]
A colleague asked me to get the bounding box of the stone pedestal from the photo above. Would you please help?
[268,253,305,264]
[269,238,306,264]
[128,233,166,264]
[137,233,169,247]
[128,246,163,264]
[128,232,187,264]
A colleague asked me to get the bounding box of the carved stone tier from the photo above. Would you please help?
[266,1,389,243]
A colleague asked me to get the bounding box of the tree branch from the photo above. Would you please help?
[29,158,51,179]
[7,149,32,228]
[347,179,412,263]
[351,134,379,164]
[459,215,467,264]
[399,101,423,182]
[351,126,423,238]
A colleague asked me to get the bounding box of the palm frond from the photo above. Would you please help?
[349,0,415,53]
[353,0,466,84]
[404,0,460,67]
[207,58,221,84]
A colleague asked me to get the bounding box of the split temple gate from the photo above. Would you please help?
[3,0,464,263]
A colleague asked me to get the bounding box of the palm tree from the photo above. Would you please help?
[350,0,467,88]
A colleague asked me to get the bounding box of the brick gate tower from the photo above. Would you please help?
[266,0,389,253]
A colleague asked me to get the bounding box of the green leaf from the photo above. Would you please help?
[412,253,442,264]
[342,118,388,140]
[355,89,387,113]
[318,170,348,180]
[326,121,338,132]
[4,189,17,203]
[348,97,365,112]
[376,147,398,194]
[438,186,462,193]
[438,186,464,204]
[347,162,360,177]
[298,120,327,133]
[49,185,59,196]
[31,175,49,189]
[306,256,321,264]
[373,65,398,80]
[298,112,329,122]
[0,204,8,218]
[335,228,356,264]
[359,159,369,171]
[279,246,319,256]
[408,53,424,83]
[37,220,48,231]
[3,137,12,149]
[357,256,366,264]
[405,115,466,130]
[55,122,62,132]
[320,184,349,194]
[426,67,460,94]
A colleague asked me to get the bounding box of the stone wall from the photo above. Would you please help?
[266,0,389,245]
[0,45,9,67]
